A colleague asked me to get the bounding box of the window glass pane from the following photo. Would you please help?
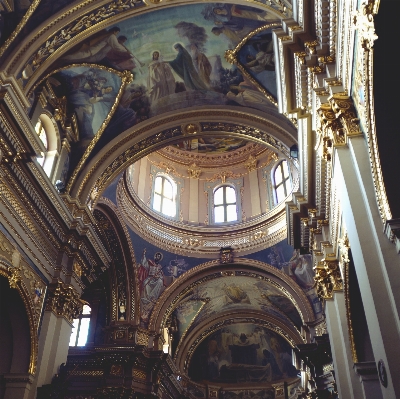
[225,186,236,204]
[214,206,224,223]
[82,305,91,315]
[69,319,79,346]
[77,318,90,346]
[226,205,238,222]
[282,160,290,178]
[154,176,162,194]
[275,166,283,185]
[162,198,175,217]
[38,127,47,149]
[35,120,42,134]
[214,187,223,205]
[153,193,161,211]
[163,179,173,199]
[276,185,285,203]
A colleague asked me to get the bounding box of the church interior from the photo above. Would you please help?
[0,0,399,398]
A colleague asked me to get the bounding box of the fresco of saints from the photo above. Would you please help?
[168,43,208,91]
[147,51,176,103]
[190,44,212,86]
[63,27,137,71]
[68,72,113,141]
[287,250,314,289]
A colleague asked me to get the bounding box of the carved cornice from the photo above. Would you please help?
[81,115,295,205]
[117,175,288,257]
[45,281,83,323]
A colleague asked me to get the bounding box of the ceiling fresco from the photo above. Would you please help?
[187,323,299,384]
[173,137,248,154]
[46,66,123,183]
[173,275,303,341]
[122,225,319,330]
[31,3,284,180]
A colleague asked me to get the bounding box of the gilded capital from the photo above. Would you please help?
[187,163,201,179]
[45,281,82,323]
[314,259,343,300]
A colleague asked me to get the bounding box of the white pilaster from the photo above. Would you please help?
[29,311,72,398]
[189,177,199,223]
[325,292,364,399]
[249,170,261,216]
[333,136,400,399]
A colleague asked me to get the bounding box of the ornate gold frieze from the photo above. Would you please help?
[244,154,257,172]
[117,176,287,257]
[314,259,343,300]
[83,114,293,205]
[45,281,83,323]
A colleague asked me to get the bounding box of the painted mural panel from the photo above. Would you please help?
[48,66,122,183]
[119,225,320,328]
[188,324,298,383]
[238,30,277,98]
[60,3,280,158]
[184,276,303,336]
[136,247,191,326]
[248,243,322,318]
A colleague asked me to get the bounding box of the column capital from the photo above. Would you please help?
[314,258,343,300]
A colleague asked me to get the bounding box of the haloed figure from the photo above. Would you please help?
[147,51,176,102]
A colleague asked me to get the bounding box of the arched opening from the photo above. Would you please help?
[0,275,31,395]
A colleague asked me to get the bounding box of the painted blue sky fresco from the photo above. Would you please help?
[58,3,280,162]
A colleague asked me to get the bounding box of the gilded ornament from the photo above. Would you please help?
[314,259,343,300]
[304,40,319,55]
[187,163,201,179]
[45,281,83,323]
[244,154,257,172]
[183,123,200,136]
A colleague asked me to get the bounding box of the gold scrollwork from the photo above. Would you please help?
[187,163,201,179]
[45,281,82,323]
[314,259,343,300]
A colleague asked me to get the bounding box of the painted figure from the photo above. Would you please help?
[168,43,208,91]
[147,51,176,102]
[63,27,137,70]
[190,44,212,86]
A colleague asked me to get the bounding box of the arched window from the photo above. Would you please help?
[152,175,177,218]
[213,185,238,223]
[274,160,292,203]
[69,304,91,347]
[34,114,59,178]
